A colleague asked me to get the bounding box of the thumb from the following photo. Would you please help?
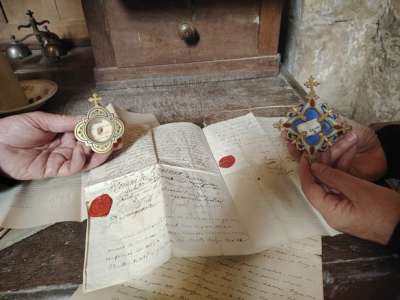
[311,162,363,200]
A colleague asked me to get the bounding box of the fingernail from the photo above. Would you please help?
[345,132,357,142]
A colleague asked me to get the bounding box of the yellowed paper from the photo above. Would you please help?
[72,237,323,300]
[256,117,339,236]
[84,165,171,291]
[160,165,251,257]
[0,106,160,229]
[0,174,82,229]
[84,164,252,291]
[85,106,160,186]
[83,113,336,291]
[203,113,334,251]
[154,123,219,173]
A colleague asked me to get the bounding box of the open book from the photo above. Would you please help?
[82,112,336,292]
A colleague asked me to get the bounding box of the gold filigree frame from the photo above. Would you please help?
[74,94,124,154]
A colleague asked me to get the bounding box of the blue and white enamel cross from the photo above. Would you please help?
[274,76,351,158]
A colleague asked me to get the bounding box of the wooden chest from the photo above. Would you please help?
[82,0,283,83]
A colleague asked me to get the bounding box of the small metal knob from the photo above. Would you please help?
[178,23,200,46]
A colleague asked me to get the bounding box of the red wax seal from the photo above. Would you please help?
[88,194,113,217]
[219,155,236,168]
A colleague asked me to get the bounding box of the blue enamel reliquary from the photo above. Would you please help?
[275,76,351,157]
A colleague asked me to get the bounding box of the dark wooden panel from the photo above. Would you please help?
[187,0,260,61]
[258,0,283,55]
[107,0,261,67]
[106,0,192,67]
[0,222,86,292]
[82,0,116,68]
[322,234,400,300]
[95,55,279,83]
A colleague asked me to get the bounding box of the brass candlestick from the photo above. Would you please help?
[7,9,70,61]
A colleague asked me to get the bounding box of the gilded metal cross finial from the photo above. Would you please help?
[304,76,320,95]
[89,93,102,107]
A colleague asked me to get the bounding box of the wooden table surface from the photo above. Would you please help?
[0,47,399,299]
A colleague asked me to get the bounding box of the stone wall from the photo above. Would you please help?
[283,0,400,125]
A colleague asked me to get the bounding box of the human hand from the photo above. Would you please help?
[299,155,400,244]
[286,118,387,181]
[0,111,121,180]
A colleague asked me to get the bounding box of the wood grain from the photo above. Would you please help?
[95,55,279,83]
[186,0,260,62]
[106,0,192,67]
[0,1,7,23]
[105,0,261,68]
[81,0,116,68]
[54,0,85,21]
[0,222,86,292]
[258,0,283,55]
[323,235,400,300]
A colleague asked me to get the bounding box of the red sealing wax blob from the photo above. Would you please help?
[219,155,236,168]
[88,194,113,217]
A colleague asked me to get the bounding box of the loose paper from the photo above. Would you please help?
[83,113,335,291]
[73,237,323,300]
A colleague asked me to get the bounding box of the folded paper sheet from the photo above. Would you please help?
[0,106,160,229]
[73,237,323,300]
[83,113,336,291]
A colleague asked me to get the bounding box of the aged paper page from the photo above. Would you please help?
[84,131,157,186]
[84,164,251,291]
[84,106,160,186]
[154,122,219,173]
[82,107,160,220]
[84,165,171,292]
[0,174,81,229]
[256,117,339,237]
[203,113,328,251]
[160,165,251,257]
[72,237,323,300]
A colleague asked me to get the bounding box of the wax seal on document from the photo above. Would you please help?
[88,194,113,217]
[219,155,236,168]
[274,76,351,158]
[74,93,124,154]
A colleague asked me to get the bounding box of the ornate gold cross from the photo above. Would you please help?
[304,76,320,96]
[89,93,102,106]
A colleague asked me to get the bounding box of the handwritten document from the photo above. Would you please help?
[82,113,336,291]
[84,165,171,291]
[73,237,323,300]
[154,122,219,173]
[0,174,82,229]
[0,109,332,295]
[160,165,251,257]
[204,114,332,251]
[84,164,252,291]
[0,106,160,229]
